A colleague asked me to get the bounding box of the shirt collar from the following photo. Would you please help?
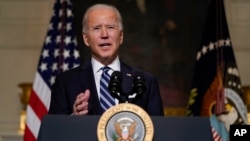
[91,56,121,73]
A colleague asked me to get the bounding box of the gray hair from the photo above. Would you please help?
[82,4,123,33]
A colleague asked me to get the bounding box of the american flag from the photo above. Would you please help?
[24,0,80,140]
[186,0,248,140]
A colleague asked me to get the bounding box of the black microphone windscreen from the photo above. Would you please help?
[133,72,146,94]
[110,71,122,81]
[109,71,122,94]
[133,72,144,82]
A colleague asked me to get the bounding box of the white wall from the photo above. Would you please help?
[225,0,250,85]
[0,0,53,140]
[0,0,250,140]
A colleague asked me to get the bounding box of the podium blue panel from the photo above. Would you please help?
[152,116,213,141]
[38,115,213,141]
[38,115,99,141]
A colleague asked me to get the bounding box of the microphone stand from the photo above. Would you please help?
[110,90,142,104]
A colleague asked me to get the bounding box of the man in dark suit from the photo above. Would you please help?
[48,3,164,116]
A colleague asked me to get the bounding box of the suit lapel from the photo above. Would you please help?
[80,61,103,115]
[120,62,133,101]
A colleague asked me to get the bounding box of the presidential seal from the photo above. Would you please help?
[97,103,154,141]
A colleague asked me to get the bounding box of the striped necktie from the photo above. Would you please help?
[100,66,115,111]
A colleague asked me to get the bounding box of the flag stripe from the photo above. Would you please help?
[29,89,47,120]
[26,105,41,139]
[23,124,36,141]
[211,127,223,141]
[33,72,51,110]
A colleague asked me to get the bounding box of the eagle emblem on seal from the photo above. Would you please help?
[114,121,137,141]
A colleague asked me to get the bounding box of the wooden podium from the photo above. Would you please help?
[38,115,213,141]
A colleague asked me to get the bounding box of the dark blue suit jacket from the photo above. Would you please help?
[48,60,164,116]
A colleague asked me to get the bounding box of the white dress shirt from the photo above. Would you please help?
[91,56,121,105]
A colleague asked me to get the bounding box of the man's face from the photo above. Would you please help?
[83,8,123,64]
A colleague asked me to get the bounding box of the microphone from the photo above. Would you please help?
[130,72,146,102]
[108,71,123,101]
